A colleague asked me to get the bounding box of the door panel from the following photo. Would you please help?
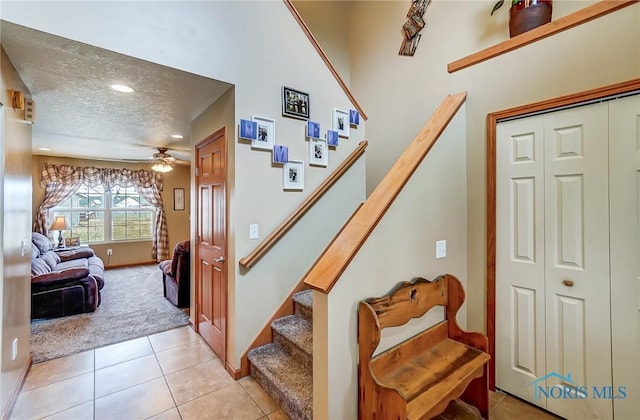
[196,129,227,363]
[544,103,612,419]
[496,116,547,407]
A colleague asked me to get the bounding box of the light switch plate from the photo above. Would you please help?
[249,224,259,240]
[436,240,446,259]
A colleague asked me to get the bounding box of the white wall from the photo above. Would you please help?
[347,0,640,332]
[2,1,368,368]
[0,48,33,414]
[315,106,467,419]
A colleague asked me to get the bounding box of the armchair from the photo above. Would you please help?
[159,240,190,307]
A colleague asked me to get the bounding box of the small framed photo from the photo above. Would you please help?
[272,145,289,164]
[327,130,339,147]
[349,109,360,126]
[251,116,275,150]
[309,138,328,167]
[307,120,321,139]
[332,108,350,138]
[283,160,304,190]
[65,237,81,248]
[282,86,310,120]
[174,188,185,211]
[239,119,257,140]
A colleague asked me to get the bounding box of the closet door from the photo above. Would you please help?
[544,103,612,419]
[609,95,640,420]
[496,116,547,407]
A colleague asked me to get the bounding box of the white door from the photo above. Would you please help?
[609,95,640,419]
[496,116,547,408]
[543,103,612,419]
[496,102,613,419]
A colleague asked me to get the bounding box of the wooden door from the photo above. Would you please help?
[496,116,547,407]
[195,128,227,363]
[543,103,611,419]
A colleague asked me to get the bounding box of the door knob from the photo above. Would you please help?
[562,279,574,287]
[214,256,225,263]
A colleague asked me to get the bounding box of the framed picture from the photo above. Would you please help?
[327,130,339,147]
[174,188,185,211]
[239,119,257,140]
[64,237,81,247]
[307,120,321,139]
[282,86,309,120]
[283,160,304,190]
[309,138,328,167]
[273,145,289,164]
[349,109,360,126]
[332,108,350,138]
[251,116,275,150]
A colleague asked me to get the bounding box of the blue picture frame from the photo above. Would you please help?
[239,119,258,140]
[272,145,289,164]
[307,120,321,139]
[350,109,360,126]
[327,130,339,147]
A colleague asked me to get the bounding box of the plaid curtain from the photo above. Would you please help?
[37,164,167,260]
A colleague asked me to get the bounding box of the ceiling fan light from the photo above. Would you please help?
[151,162,173,173]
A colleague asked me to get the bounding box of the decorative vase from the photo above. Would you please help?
[509,0,553,37]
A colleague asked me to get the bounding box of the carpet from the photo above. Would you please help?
[30,264,190,363]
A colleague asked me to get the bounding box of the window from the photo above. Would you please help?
[51,185,154,243]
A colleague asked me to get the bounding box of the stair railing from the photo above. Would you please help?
[239,141,369,269]
[303,92,467,293]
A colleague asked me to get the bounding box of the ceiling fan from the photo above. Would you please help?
[150,148,178,173]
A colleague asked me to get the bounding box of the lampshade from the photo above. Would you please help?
[151,162,173,173]
[49,215,70,231]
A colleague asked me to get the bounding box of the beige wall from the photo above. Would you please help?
[31,155,190,266]
[1,48,33,414]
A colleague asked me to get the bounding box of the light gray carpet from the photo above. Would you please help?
[30,264,190,363]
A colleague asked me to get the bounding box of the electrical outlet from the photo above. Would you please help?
[106,248,113,256]
[249,224,259,240]
[436,240,446,259]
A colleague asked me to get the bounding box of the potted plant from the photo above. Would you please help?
[491,0,553,38]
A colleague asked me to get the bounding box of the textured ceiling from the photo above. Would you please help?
[1,21,232,163]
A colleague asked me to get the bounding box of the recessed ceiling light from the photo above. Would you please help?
[170,134,184,139]
[110,84,134,93]
[38,147,51,151]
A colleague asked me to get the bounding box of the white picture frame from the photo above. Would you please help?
[332,108,350,138]
[309,138,328,167]
[283,160,304,190]
[251,115,275,150]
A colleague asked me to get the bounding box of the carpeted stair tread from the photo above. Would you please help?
[272,315,312,356]
[248,343,312,420]
[292,290,312,310]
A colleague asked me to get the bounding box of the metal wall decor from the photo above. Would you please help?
[399,0,432,56]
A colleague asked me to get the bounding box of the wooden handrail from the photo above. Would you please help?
[303,92,467,294]
[239,141,368,269]
[283,0,367,120]
[448,0,637,73]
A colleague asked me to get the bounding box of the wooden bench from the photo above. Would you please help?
[358,274,490,419]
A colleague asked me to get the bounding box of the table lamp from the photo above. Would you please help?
[49,216,70,248]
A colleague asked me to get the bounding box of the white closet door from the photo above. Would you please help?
[496,116,547,407]
[544,103,612,419]
[609,95,640,420]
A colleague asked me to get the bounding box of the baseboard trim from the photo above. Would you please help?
[225,360,241,380]
[2,356,32,420]
[105,261,157,270]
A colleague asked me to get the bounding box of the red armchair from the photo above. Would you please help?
[158,240,190,307]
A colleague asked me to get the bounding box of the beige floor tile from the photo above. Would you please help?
[147,407,182,420]
[178,382,264,420]
[156,340,216,375]
[489,390,506,409]
[40,401,94,420]
[94,377,175,420]
[95,336,153,370]
[165,358,234,405]
[149,325,200,353]
[492,394,560,420]
[239,376,280,415]
[95,353,163,398]
[23,350,94,392]
[11,372,93,420]
[267,410,291,420]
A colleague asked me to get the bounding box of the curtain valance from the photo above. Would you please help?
[40,164,163,191]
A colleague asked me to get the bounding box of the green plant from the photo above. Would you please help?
[491,0,518,15]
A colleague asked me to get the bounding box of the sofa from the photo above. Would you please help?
[31,232,105,319]
[159,240,190,308]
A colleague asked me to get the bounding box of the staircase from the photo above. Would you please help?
[247,290,313,420]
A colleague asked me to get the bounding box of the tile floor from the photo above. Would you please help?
[11,325,559,420]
